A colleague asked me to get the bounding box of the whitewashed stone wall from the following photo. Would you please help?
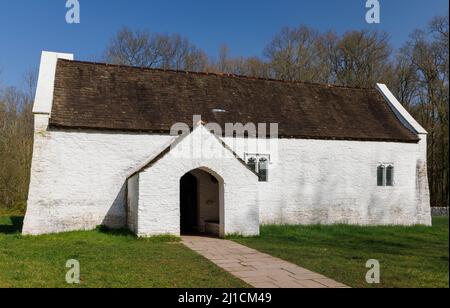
[133,126,260,237]
[127,174,140,234]
[222,136,431,226]
[23,121,431,235]
[22,122,175,235]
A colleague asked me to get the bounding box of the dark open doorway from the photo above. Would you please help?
[180,173,198,234]
[180,168,223,237]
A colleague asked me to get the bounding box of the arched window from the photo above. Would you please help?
[247,157,257,173]
[377,165,385,186]
[258,158,269,182]
[386,165,394,186]
[377,163,395,187]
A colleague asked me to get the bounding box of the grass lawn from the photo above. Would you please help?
[0,215,248,288]
[229,217,449,288]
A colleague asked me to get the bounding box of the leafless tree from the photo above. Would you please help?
[325,30,392,87]
[104,27,208,71]
[393,15,449,207]
[264,26,330,82]
[209,44,270,78]
[388,55,419,109]
[0,71,35,210]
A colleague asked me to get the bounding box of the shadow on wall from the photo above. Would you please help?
[101,183,128,229]
[0,217,24,234]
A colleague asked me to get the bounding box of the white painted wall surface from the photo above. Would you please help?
[33,51,73,115]
[22,127,175,235]
[127,174,140,234]
[222,136,431,226]
[23,122,431,235]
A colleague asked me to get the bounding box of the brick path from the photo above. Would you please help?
[182,236,349,288]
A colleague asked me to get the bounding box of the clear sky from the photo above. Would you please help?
[0,0,448,88]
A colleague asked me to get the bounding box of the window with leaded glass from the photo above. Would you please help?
[245,154,270,182]
[377,163,394,187]
[258,158,269,182]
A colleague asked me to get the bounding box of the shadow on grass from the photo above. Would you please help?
[0,216,24,234]
[96,225,135,237]
[96,225,181,242]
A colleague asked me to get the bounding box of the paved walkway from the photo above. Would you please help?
[182,236,348,288]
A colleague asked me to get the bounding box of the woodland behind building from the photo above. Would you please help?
[1,15,448,211]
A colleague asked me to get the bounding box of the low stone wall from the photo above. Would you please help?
[431,207,449,217]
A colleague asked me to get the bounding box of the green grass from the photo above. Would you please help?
[229,217,449,288]
[1,208,447,289]
[0,215,248,288]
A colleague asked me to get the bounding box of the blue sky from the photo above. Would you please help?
[0,0,448,87]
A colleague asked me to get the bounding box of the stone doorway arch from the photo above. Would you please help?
[180,167,224,237]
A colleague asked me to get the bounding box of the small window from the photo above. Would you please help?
[258,158,269,182]
[245,153,270,182]
[377,163,394,187]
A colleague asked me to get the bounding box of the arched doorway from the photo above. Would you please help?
[180,168,223,237]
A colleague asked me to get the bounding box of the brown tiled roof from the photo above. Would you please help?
[49,59,419,143]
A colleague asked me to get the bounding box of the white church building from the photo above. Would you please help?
[22,51,432,237]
